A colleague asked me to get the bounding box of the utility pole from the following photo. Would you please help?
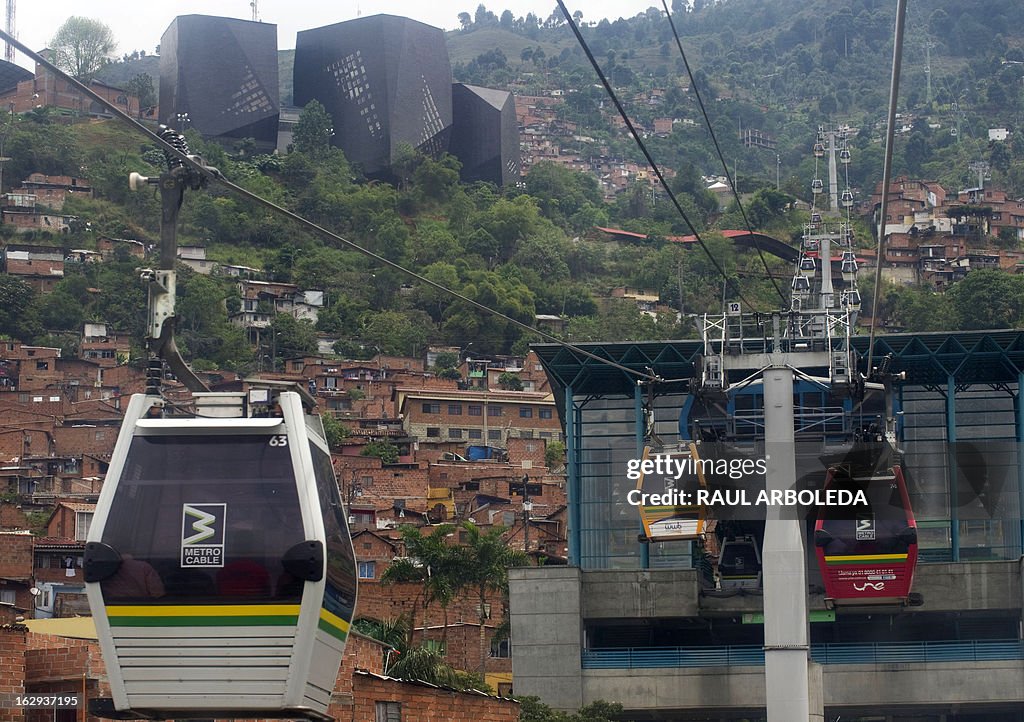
[521,474,532,554]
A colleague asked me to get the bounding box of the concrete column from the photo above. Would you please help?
[509,567,583,711]
[762,367,814,721]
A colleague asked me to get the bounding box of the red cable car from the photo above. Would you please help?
[814,463,918,607]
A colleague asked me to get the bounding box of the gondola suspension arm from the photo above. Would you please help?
[132,128,222,394]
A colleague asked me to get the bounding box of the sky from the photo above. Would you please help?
[12,0,657,68]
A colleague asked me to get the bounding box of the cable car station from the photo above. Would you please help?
[513,331,1024,720]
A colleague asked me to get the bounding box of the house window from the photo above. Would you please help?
[539,408,553,419]
[358,561,376,579]
[448,404,462,415]
[361,475,373,486]
[426,427,440,438]
[0,589,15,605]
[375,702,401,722]
[519,407,533,418]
[95,430,105,441]
[468,429,482,440]
[487,406,502,417]
[421,403,440,414]
[488,430,501,440]
[468,405,482,416]
[520,430,534,439]
[448,428,462,439]
[490,638,511,658]
[36,360,48,370]
[75,511,93,541]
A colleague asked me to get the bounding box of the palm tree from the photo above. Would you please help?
[382,524,462,647]
[458,521,529,679]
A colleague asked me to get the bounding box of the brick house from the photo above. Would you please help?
[0,531,34,614]
[396,388,560,447]
[45,502,95,542]
[0,625,518,722]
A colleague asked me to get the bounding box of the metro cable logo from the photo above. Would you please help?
[181,503,226,568]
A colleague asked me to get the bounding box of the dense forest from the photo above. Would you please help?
[2,0,1024,371]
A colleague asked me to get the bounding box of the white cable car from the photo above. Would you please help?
[811,179,824,194]
[799,255,816,277]
[841,251,858,280]
[813,142,825,157]
[792,276,810,293]
[85,386,356,721]
[840,189,854,208]
[839,148,851,164]
[844,289,862,311]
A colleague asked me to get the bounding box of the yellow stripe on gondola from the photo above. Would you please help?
[824,553,908,564]
[318,608,351,642]
[107,604,301,617]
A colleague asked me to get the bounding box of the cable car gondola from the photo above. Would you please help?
[85,387,356,720]
[811,178,824,194]
[813,462,918,608]
[636,443,707,541]
[717,534,762,589]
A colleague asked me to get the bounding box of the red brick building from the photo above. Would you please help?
[0,625,519,722]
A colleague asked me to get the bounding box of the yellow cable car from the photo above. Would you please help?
[636,443,707,541]
[85,387,356,720]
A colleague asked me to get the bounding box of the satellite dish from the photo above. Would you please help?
[29,587,40,596]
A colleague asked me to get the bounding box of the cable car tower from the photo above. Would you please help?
[83,128,357,721]
[694,129,907,720]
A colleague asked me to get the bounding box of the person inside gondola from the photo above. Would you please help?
[217,527,272,597]
[102,554,165,599]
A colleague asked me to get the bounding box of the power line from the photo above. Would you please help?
[0,28,661,384]
[659,0,788,308]
[553,0,766,314]
[867,0,908,377]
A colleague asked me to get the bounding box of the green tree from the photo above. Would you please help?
[360,309,429,357]
[458,521,528,678]
[0,274,37,340]
[360,440,400,464]
[292,100,335,158]
[545,440,566,469]
[320,413,350,448]
[50,17,116,81]
[947,270,1024,330]
[270,314,318,366]
[124,73,156,116]
[498,371,523,391]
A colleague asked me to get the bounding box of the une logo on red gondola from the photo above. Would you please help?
[181,503,226,568]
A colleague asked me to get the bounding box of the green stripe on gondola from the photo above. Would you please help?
[109,614,300,627]
[318,616,349,642]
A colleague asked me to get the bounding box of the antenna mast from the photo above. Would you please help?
[4,0,14,64]
[250,0,259,22]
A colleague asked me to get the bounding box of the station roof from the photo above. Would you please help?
[532,329,1024,401]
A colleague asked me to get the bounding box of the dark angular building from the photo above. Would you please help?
[450,83,520,187]
[293,14,452,177]
[159,15,279,148]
